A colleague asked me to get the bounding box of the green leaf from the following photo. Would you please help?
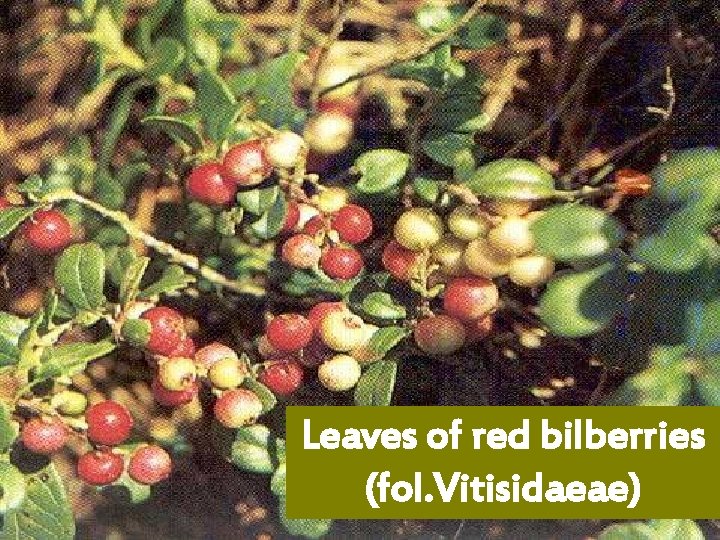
[196,68,238,143]
[0,206,38,240]
[242,378,277,413]
[0,463,25,515]
[354,150,410,194]
[604,363,691,406]
[354,360,397,406]
[597,522,658,540]
[651,147,720,206]
[54,243,106,311]
[270,462,286,497]
[363,326,410,362]
[99,79,145,167]
[120,319,151,348]
[105,246,139,288]
[135,0,175,55]
[0,404,18,454]
[93,167,125,210]
[539,263,628,338]
[236,186,280,215]
[647,519,704,540]
[635,232,716,273]
[422,131,474,167]
[532,205,626,262]
[145,37,185,79]
[142,115,203,151]
[250,194,287,240]
[389,45,464,88]
[230,425,278,474]
[0,312,28,367]
[361,292,406,320]
[1,464,75,539]
[281,267,359,298]
[228,69,258,96]
[465,158,555,200]
[686,298,720,355]
[429,95,487,133]
[119,256,150,307]
[34,340,116,384]
[412,176,445,204]
[254,52,307,128]
[279,498,333,539]
[139,265,195,299]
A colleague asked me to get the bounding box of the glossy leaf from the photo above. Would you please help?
[0,403,18,454]
[361,292,406,320]
[270,462,286,497]
[243,378,277,414]
[230,425,278,474]
[650,147,720,205]
[279,498,333,540]
[0,206,38,240]
[105,246,139,288]
[139,265,195,299]
[119,256,149,307]
[54,243,106,311]
[253,52,307,128]
[99,79,145,167]
[196,68,238,143]
[354,360,397,406]
[597,522,658,540]
[422,131,474,167]
[363,326,410,362]
[539,263,628,338]
[34,340,116,383]
[1,464,74,539]
[416,5,507,49]
[236,186,280,215]
[354,149,410,194]
[604,363,690,406]
[532,204,626,262]
[465,158,555,200]
[0,463,25,516]
[647,519,704,540]
[0,312,28,367]
[145,37,185,79]
[250,194,287,240]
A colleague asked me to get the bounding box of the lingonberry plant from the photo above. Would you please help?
[0,0,716,538]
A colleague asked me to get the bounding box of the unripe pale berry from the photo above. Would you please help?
[264,130,305,169]
[320,245,364,280]
[258,360,304,396]
[296,203,320,230]
[431,235,467,277]
[186,162,236,205]
[315,187,348,214]
[508,255,555,287]
[307,301,347,332]
[489,199,533,217]
[213,389,263,428]
[447,206,489,241]
[331,204,373,244]
[303,112,354,155]
[157,357,197,392]
[21,417,68,455]
[394,208,444,251]
[318,354,361,392]
[282,234,322,269]
[266,314,314,352]
[316,64,361,100]
[463,238,513,278]
[208,357,246,389]
[319,311,366,352]
[140,306,187,357]
[77,450,124,486]
[222,139,272,186]
[23,209,73,252]
[128,445,172,485]
[487,217,534,257]
[443,277,499,321]
[85,401,133,446]
[194,342,238,369]
[50,390,87,416]
[152,378,199,407]
[382,241,421,281]
[414,315,466,356]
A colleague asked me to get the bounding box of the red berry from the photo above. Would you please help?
[186,162,237,205]
[382,241,421,281]
[282,201,301,233]
[140,307,186,357]
[302,215,326,236]
[307,301,347,332]
[214,389,263,428]
[414,315,466,356]
[320,246,363,280]
[85,401,133,446]
[169,336,196,358]
[23,210,73,252]
[21,417,67,455]
[151,377,199,407]
[266,314,313,353]
[194,342,238,369]
[465,314,494,342]
[0,197,12,209]
[128,445,172,485]
[221,140,272,186]
[443,277,499,321]
[258,360,304,396]
[281,234,322,269]
[77,450,124,486]
[616,168,652,196]
[331,204,373,244]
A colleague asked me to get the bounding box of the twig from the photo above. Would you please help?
[318,0,492,99]
[39,190,264,296]
[289,0,314,51]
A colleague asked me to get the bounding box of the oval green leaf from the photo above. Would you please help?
[651,147,720,205]
[0,463,26,515]
[464,158,555,200]
[54,242,106,311]
[141,115,204,151]
[354,360,397,406]
[354,149,410,194]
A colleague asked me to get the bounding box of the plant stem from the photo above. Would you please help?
[41,190,264,296]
